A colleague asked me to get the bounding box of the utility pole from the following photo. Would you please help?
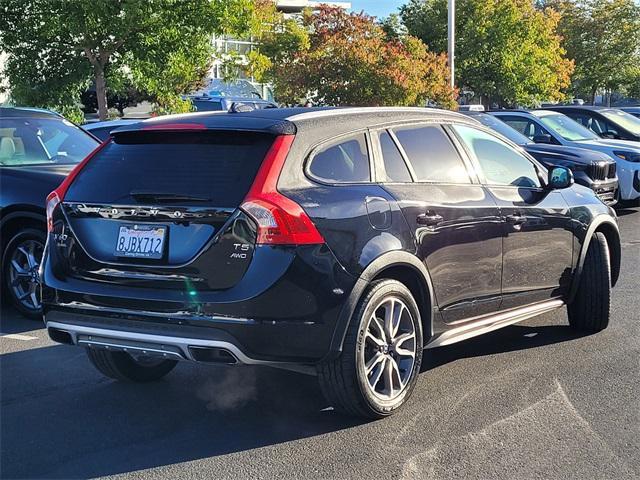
[448,0,455,88]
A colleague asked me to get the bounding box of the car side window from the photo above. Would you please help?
[308,134,370,183]
[378,131,412,182]
[453,124,541,188]
[392,125,470,184]
[499,116,551,140]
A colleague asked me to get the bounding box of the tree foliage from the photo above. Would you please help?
[259,6,457,108]
[550,0,640,103]
[0,0,256,120]
[401,0,574,107]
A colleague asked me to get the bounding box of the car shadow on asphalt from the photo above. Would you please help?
[0,306,43,334]
[422,323,589,372]
[1,312,587,479]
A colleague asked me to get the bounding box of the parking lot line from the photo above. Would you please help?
[0,333,38,341]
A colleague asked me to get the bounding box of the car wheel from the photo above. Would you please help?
[2,228,46,320]
[318,279,423,418]
[567,232,611,332]
[86,348,178,383]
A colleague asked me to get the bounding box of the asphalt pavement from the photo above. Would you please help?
[1,207,639,480]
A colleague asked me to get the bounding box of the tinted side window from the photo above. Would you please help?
[309,134,370,183]
[378,131,411,182]
[453,125,541,188]
[393,125,470,184]
[499,116,551,140]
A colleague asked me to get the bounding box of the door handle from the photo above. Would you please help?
[417,212,443,226]
[505,213,526,225]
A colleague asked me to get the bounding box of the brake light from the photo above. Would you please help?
[45,139,110,232]
[241,135,325,245]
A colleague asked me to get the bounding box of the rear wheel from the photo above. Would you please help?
[85,348,178,382]
[2,228,46,320]
[567,232,611,332]
[318,279,423,418]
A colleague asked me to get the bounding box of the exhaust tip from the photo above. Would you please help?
[48,328,74,345]
[189,346,238,364]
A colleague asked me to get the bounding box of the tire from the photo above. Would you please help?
[318,279,423,419]
[85,348,178,383]
[567,232,611,332]
[2,228,46,320]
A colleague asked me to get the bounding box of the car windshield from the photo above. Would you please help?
[0,117,98,166]
[538,113,599,141]
[472,114,533,145]
[600,109,640,136]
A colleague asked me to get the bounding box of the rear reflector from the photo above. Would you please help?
[241,135,325,245]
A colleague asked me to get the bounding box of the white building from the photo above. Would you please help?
[208,0,351,98]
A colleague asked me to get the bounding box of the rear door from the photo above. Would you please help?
[376,124,504,323]
[55,130,275,291]
[451,124,574,308]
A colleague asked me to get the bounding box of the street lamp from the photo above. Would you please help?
[448,0,455,88]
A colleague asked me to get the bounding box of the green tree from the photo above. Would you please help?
[0,0,256,120]
[550,0,640,104]
[401,0,574,107]
[259,6,457,108]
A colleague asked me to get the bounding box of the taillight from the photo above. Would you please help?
[45,139,110,232]
[241,135,325,245]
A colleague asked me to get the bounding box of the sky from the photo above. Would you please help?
[349,0,405,19]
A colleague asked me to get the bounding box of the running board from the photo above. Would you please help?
[426,299,565,349]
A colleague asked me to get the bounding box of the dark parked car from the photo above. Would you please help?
[42,108,620,418]
[543,106,640,142]
[83,119,141,142]
[186,94,278,112]
[0,107,99,317]
[464,112,618,205]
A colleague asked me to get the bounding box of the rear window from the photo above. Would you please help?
[65,131,275,207]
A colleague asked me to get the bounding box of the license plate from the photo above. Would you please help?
[115,225,166,259]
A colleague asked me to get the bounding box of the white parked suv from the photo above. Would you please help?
[491,110,640,204]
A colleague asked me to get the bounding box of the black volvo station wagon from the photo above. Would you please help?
[42,108,621,418]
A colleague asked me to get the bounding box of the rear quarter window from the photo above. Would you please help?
[307,134,370,183]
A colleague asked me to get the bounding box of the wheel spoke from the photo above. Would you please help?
[365,331,385,348]
[369,360,385,390]
[10,259,28,275]
[371,315,387,344]
[389,357,404,388]
[29,290,39,309]
[384,299,401,340]
[365,352,385,374]
[384,357,395,397]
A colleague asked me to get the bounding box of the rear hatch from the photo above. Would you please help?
[51,130,275,291]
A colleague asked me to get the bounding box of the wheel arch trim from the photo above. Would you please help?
[327,250,436,358]
[568,215,620,304]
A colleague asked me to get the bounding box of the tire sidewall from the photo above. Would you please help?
[353,281,423,416]
[2,228,46,319]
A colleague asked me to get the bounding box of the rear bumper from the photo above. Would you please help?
[42,244,358,364]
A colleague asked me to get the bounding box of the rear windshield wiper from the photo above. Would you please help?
[130,191,211,202]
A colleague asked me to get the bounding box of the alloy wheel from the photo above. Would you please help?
[8,239,44,312]
[360,296,417,401]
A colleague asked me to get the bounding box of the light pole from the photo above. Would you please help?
[447,0,455,89]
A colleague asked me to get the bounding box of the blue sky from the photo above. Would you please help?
[349,0,404,19]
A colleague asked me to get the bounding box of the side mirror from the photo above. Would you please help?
[533,134,553,144]
[548,166,574,189]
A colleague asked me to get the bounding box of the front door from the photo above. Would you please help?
[375,125,504,324]
[450,124,574,309]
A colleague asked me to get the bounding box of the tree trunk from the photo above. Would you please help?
[591,86,598,106]
[94,65,108,121]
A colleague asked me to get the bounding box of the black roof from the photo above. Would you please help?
[541,105,615,112]
[112,107,477,143]
[0,106,62,119]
